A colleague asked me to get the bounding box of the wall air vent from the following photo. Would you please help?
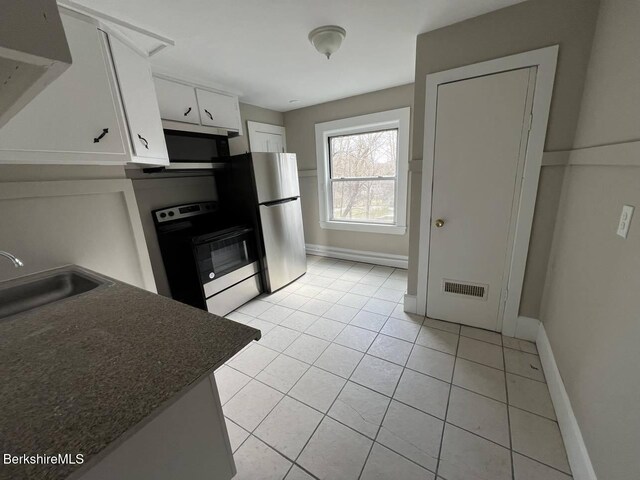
[442,279,488,300]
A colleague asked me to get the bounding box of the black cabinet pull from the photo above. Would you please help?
[93,128,109,143]
[137,134,149,149]
[184,107,192,116]
[204,109,213,120]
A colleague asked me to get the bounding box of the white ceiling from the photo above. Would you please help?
[70,0,525,112]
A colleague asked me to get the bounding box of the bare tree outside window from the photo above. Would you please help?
[329,129,398,224]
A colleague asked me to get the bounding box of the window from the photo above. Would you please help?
[315,107,410,235]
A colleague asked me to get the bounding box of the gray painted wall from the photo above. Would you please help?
[0,166,153,290]
[284,84,414,257]
[540,1,640,478]
[406,0,600,318]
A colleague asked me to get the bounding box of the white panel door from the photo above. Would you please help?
[247,121,286,153]
[153,77,200,124]
[427,68,534,330]
[195,88,240,131]
[108,35,168,163]
[0,12,125,161]
[253,132,284,153]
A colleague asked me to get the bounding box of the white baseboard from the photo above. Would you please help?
[537,325,597,480]
[403,294,417,314]
[305,243,408,269]
[514,316,541,341]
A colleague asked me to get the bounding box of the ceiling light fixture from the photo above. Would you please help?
[308,25,346,59]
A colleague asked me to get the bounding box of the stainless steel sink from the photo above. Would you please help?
[0,267,112,320]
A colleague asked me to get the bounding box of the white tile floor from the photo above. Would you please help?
[217,255,571,480]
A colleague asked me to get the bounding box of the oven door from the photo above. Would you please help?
[194,227,257,287]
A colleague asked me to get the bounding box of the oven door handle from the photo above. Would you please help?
[193,227,253,244]
[243,239,249,260]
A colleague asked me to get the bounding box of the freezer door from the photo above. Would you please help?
[251,152,300,203]
[259,198,307,291]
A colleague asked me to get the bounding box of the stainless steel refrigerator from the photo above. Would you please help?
[250,152,307,292]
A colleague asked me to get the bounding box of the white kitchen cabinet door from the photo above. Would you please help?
[108,36,168,165]
[79,376,236,480]
[0,11,126,164]
[153,77,200,124]
[195,88,241,131]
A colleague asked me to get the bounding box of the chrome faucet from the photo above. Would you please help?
[0,251,24,267]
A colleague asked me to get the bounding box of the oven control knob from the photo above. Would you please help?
[159,212,166,218]
[209,272,215,279]
[168,211,175,217]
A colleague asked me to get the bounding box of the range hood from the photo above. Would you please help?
[0,0,72,128]
[161,119,238,138]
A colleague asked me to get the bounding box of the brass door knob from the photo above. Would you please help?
[435,219,445,228]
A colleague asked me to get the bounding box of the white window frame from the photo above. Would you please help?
[314,107,410,235]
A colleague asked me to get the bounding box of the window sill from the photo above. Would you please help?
[319,220,406,235]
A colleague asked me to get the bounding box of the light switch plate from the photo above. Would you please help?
[617,205,634,238]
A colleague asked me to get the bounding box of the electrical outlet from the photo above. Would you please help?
[617,205,634,238]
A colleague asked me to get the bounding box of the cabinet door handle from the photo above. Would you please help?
[184,107,192,116]
[204,109,213,120]
[93,128,109,143]
[137,134,149,149]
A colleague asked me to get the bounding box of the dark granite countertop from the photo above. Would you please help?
[0,266,260,480]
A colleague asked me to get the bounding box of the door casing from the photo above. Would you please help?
[248,121,287,153]
[414,46,558,336]
[426,67,536,330]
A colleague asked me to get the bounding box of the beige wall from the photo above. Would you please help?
[570,0,640,150]
[518,165,566,315]
[283,84,414,257]
[0,166,154,290]
[230,102,285,155]
[406,0,600,318]
[540,1,640,478]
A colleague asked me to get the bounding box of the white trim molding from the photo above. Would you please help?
[537,325,597,480]
[298,169,318,178]
[542,151,571,167]
[513,316,541,342]
[59,1,175,57]
[314,107,411,236]
[403,294,418,314]
[247,121,287,153]
[568,140,640,167]
[305,243,408,269]
[415,45,559,339]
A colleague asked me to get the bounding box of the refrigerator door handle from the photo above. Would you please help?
[261,197,298,207]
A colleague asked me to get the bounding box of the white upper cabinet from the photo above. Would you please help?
[0,11,126,164]
[153,77,199,125]
[108,36,168,165]
[0,0,72,128]
[151,76,242,135]
[195,88,241,131]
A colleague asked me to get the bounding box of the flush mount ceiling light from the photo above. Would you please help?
[308,25,346,59]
